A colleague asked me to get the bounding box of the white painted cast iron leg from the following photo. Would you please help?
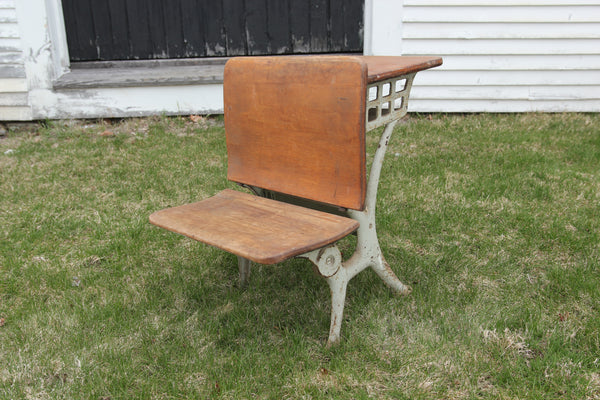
[371,251,411,295]
[361,118,411,295]
[297,119,414,343]
[299,245,348,345]
[347,208,411,296]
[237,256,251,287]
[325,272,348,345]
[366,120,410,294]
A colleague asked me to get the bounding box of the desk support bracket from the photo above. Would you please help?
[297,119,411,345]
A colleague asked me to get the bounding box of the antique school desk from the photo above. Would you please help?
[150,55,442,345]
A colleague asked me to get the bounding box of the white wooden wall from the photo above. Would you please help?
[402,0,600,112]
[0,0,30,120]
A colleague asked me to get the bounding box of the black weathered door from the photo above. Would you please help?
[62,0,363,61]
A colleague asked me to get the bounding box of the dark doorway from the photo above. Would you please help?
[62,0,364,61]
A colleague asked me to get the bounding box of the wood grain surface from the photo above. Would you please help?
[149,189,359,264]
[224,56,368,210]
[364,56,443,83]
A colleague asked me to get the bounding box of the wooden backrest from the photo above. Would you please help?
[224,56,367,210]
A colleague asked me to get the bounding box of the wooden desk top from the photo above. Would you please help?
[363,56,443,83]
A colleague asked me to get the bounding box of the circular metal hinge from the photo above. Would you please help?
[315,246,342,278]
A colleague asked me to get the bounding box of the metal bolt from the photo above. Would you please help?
[326,255,335,265]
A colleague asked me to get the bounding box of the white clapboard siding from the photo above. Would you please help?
[0,92,27,105]
[0,0,30,120]
[413,86,600,100]
[403,39,599,55]
[403,5,600,22]
[408,99,600,112]
[406,0,600,4]
[403,1,600,112]
[432,55,600,70]
[403,23,600,39]
[418,70,600,85]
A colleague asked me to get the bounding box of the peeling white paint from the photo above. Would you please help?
[291,35,310,53]
[29,84,224,119]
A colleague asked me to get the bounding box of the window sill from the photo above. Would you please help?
[53,58,228,90]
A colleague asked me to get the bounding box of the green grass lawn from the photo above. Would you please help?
[1,113,599,399]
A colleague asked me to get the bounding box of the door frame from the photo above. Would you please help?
[43,0,402,74]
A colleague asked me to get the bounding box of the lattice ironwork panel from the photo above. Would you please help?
[365,73,416,131]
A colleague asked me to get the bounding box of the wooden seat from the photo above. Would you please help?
[150,55,442,345]
[150,189,359,265]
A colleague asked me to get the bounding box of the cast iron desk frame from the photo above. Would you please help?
[240,57,442,344]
